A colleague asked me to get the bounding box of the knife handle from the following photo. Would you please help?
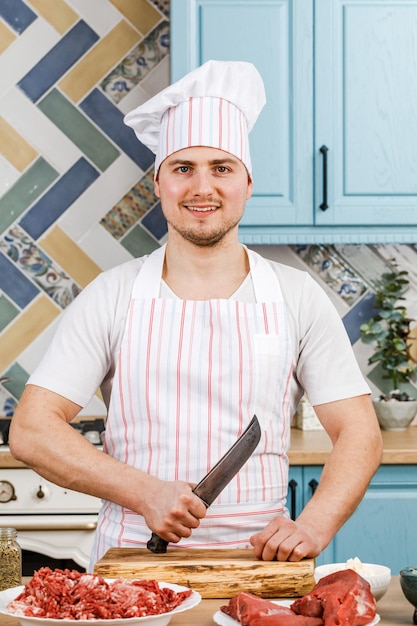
[147,532,169,553]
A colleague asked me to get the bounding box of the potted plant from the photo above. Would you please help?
[360,262,417,430]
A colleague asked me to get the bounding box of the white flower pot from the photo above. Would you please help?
[372,398,417,431]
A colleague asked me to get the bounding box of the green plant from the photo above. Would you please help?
[360,262,417,396]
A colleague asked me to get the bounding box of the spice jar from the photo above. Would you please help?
[0,527,22,590]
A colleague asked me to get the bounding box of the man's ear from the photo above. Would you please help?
[154,176,160,198]
[246,175,253,200]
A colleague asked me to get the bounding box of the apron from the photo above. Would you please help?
[90,246,293,569]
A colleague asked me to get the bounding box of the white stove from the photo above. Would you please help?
[0,418,104,570]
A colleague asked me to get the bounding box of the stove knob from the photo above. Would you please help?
[34,485,50,500]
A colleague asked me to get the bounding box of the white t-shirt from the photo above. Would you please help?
[28,253,370,418]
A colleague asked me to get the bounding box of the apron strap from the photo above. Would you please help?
[132,244,283,303]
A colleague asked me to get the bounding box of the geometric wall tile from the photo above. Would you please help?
[58,20,139,104]
[0,0,37,34]
[0,294,60,373]
[27,0,78,35]
[0,21,16,54]
[108,0,163,36]
[0,157,58,234]
[1,225,81,308]
[19,157,100,239]
[80,88,155,169]
[101,20,169,105]
[0,251,40,308]
[121,223,160,257]
[40,226,102,289]
[1,361,29,401]
[100,167,157,239]
[0,115,38,171]
[342,291,376,344]
[0,295,19,332]
[141,201,167,240]
[17,20,99,102]
[38,89,120,172]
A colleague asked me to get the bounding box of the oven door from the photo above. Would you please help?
[5,514,98,570]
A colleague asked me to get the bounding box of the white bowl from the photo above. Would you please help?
[314,563,391,601]
[0,581,201,626]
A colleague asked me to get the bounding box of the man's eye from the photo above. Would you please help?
[178,166,190,173]
[216,166,228,173]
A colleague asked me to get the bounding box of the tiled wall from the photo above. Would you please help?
[0,0,416,417]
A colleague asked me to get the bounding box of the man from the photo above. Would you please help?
[9,60,382,570]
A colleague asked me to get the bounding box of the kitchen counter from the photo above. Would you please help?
[2,427,417,468]
[0,576,413,625]
[289,426,417,465]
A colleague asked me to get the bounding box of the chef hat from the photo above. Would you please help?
[124,60,266,177]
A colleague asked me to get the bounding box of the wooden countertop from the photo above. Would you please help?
[0,576,413,625]
[289,426,417,465]
[1,427,417,468]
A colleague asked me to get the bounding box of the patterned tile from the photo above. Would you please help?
[58,21,139,103]
[1,225,81,308]
[20,158,100,239]
[38,89,120,172]
[101,21,169,104]
[292,245,367,306]
[0,0,37,34]
[100,168,157,239]
[18,20,99,102]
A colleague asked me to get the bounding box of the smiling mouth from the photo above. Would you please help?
[184,205,219,212]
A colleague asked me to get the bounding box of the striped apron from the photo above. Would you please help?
[89,246,293,569]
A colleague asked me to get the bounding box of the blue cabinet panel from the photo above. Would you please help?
[171,0,314,229]
[171,0,417,243]
[289,465,417,572]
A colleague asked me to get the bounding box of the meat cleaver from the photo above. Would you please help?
[147,414,262,553]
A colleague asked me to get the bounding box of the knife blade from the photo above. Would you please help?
[147,414,261,553]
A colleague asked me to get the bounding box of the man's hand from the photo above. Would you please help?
[141,479,208,544]
[249,517,321,561]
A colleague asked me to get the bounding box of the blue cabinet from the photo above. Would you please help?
[289,465,417,573]
[171,0,417,244]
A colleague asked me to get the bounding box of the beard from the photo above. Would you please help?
[165,214,241,248]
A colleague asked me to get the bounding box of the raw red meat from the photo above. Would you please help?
[290,569,376,626]
[7,567,192,620]
[220,592,323,626]
[251,616,323,625]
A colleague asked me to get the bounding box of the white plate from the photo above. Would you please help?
[0,581,201,626]
[213,600,380,625]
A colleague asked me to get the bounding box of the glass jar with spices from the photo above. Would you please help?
[0,527,22,590]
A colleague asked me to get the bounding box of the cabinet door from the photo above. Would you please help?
[315,0,417,228]
[326,465,417,573]
[170,0,314,232]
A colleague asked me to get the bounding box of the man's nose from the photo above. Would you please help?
[191,170,213,195]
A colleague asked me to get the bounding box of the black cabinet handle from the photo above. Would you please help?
[309,478,319,495]
[319,145,329,211]
[288,478,298,520]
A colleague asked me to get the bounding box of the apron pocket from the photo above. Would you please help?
[252,334,286,430]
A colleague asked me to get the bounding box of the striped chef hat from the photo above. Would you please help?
[124,60,266,178]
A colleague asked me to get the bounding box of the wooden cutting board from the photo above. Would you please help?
[94,548,315,598]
